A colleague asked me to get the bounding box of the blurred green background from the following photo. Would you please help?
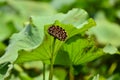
[0,0,120,80]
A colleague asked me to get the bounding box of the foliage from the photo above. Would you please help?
[0,0,120,80]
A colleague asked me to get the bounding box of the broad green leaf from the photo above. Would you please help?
[0,0,56,42]
[0,22,43,79]
[88,12,120,54]
[0,74,4,80]
[54,18,96,65]
[0,20,16,41]
[89,12,120,46]
[0,22,44,64]
[0,12,23,41]
[14,8,94,64]
[8,0,56,16]
[31,8,90,29]
[0,8,95,78]
[53,68,67,80]
[55,35,104,65]
[54,49,71,66]
[0,23,10,41]
[51,0,75,9]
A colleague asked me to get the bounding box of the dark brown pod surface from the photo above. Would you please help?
[48,25,67,41]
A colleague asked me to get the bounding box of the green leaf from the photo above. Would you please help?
[0,62,13,80]
[0,13,23,41]
[0,8,96,78]
[54,49,71,66]
[0,74,4,80]
[14,8,93,64]
[8,0,56,16]
[55,35,104,65]
[54,19,97,66]
[0,22,43,79]
[51,0,75,9]
[0,7,91,71]
[0,21,16,41]
[88,12,120,54]
[53,68,67,80]
[0,22,44,64]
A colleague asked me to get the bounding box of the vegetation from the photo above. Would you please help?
[0,0,120,80]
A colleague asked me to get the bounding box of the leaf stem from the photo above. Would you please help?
[69,65,74,80]
[43,63,45,80]
[49,37,56,80]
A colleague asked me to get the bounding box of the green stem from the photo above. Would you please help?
[49,57,54,80]
[69,65,74,80]
[49,37,56,80]
[43,63,45,80]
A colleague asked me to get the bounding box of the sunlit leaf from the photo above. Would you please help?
[15,9,95,64]
[0,8,96,79]
[89,12,120,47]
[0,21,16,41]
[8,0,56,16]
[51,0,75,9]
[54,68,67,80]
[88,12,120,54]
[0,23,43,65]
[55,35,104,65]
[0,22,44,79]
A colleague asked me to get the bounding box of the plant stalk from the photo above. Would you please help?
[69,65,74,80]
[49,37,56,80]
[43,63,45,80]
